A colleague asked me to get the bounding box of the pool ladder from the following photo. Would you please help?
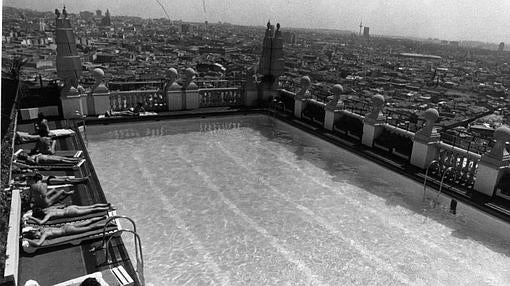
[422,161,454,208]
[101,215,145,286]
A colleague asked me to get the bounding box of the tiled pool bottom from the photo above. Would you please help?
[87,115,510,286]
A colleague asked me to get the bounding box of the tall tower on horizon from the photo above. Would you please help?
[363,26,370,39]
[101,9,111,26]
[55,7,82,95]
[499,42,505,52]
[359,20,363,36]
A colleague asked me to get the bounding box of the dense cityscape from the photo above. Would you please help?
[2,4,510,286]
[3,6,509,131]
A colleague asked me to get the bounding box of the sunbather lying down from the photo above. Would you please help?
[22,216,108,247]
[17,151,83,165]
[24,203,111,224]
[14,172,88,187]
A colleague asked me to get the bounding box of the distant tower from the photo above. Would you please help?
[96,9,102,17]
[258,21,285,98]
[499,42,505,52]
[101,9,111,26]
[55,8,82,95]
[363,26,370,39]
[39,18,46,31]
[359,20,363,36]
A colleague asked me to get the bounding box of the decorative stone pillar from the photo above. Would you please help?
[244,72,259,107]
[258,21,285,103]
[164,68,183,111]
[474,126,510,196]
[182,68,199,109]
[362,94,385,147]
[90,68,111,115]
[294,76,311,118]
[60,86,85,119]
[324,84,344,130]
[410,108,441,169]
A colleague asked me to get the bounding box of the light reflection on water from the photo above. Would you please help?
[87,115,510,286]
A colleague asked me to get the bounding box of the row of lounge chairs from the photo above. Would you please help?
[12,127,134,285]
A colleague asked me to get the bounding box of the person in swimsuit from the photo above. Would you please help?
[17,150,82,165]
[14,171,88,187]
[29,136,56,155]
[23,216,107,247]
[29,180,74,208]
[26,203,111,224]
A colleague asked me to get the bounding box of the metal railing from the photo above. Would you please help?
[440,130,493,155]
[385,109,425,133]
[343,99,371,116]
[101,215,145,285]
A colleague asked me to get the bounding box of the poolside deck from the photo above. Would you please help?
[15,121,139,286]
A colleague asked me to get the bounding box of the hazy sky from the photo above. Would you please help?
[4,0,510,43]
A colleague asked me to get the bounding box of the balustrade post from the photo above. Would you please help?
[362,94,385,147]
[61,86,88,119]
[410,108,440,169]
[86,68,110,116]
[164,68,182,111]
[324,84,344,130]
[244,79,258,107]
[183,68,200,109]
[473,126,510,196]
[294,76,311,119]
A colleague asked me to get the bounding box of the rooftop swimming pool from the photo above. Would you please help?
[87,114,510,286]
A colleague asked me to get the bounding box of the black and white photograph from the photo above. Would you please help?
[1,1,510,285]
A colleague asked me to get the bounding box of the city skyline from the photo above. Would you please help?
[3,0,510,44]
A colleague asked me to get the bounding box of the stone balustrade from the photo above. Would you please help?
[199,87,243,108]
[276,89,296,114]
[197,79,245,89]
[301,99,326,124]
[434,142,481,190]
[110,89,167,112]
[276,82,509,199]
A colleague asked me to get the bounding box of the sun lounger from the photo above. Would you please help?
[53,265,135,286]
[12,150,86,170]
[13,159,85,170]
[24,209,115,226]
[21,213,121,254]
[16,129,75,143]
[17,148,83,158]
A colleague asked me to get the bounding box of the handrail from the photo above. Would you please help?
[105,229,145,286]
[436,167,455,202]
[101,215,137,247]
[422,160,440,201]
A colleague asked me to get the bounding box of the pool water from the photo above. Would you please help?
[87,115,510,286]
